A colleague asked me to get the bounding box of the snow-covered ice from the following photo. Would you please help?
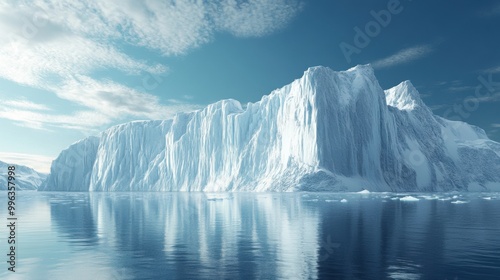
[0,160,47,190]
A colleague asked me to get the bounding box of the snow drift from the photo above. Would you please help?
[40,65,500,192]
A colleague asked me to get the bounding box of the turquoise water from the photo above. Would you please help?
[1,191,499,279]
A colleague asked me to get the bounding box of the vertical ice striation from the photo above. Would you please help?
[41,65,500,192]
[39,136,99,191]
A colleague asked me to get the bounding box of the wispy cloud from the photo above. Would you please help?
[1,99,51,111]
[0,0,302,131]
[213,0,304,38]
[429,104,449,111]
[1,0,302,56]
[446,86,477,93]
[371,44,435,69]
[0,152,54,173]
[473,93,500,103]
[482,65,500,74]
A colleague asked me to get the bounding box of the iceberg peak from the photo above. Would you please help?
[347,63,375,74]
[385,80,425,110]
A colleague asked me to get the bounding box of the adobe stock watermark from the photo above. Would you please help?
[134,68,168,94]
[8,8,49,46]
[339,0,413,63]
[110,267,135,280]
[318,235,341,262]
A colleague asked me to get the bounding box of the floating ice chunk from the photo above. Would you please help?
[340,199,348,203]
[420,195,438,200]
[483,197,492,200]
[206,193,228,201]
[207,198,224,201]
[357,189,370,194]
[451,200,468,204]
[325,199,336,203]
[400,196,419,201]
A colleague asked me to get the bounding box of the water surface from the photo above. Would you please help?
[1,191,499,279]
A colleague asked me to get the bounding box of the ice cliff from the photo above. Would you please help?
[40,65,500,192]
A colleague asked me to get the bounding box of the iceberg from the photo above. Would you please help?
[40,65,500,192]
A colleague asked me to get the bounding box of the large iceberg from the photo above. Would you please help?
[40,65,500,192]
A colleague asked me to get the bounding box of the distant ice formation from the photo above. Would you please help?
[0,160,47,190]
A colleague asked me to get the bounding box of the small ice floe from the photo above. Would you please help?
[325,199,337,203]
[483,197,492,200]
[438,197,452,201]
[400,196,419,202]
[206,193,229,201]
[451,200,469,204]
[207,198,224,202]
[452,195,459,199]
[340,199,348,203]
[306,199,319,202]
[357,189,370,194]
[420,195,439,200]
[390,197,400,200]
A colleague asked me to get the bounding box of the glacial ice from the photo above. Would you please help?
[40,65,500,192]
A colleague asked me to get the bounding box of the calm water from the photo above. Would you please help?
[1,191,499,279]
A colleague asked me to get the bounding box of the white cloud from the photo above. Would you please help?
[0,34,166,88]
[0,152,54,173]
[4,0,302,55]
[213,0,304,37]
[0,0,301,133]
[371,45,434,69]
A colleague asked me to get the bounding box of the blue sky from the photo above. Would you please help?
[1,0,499,173]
